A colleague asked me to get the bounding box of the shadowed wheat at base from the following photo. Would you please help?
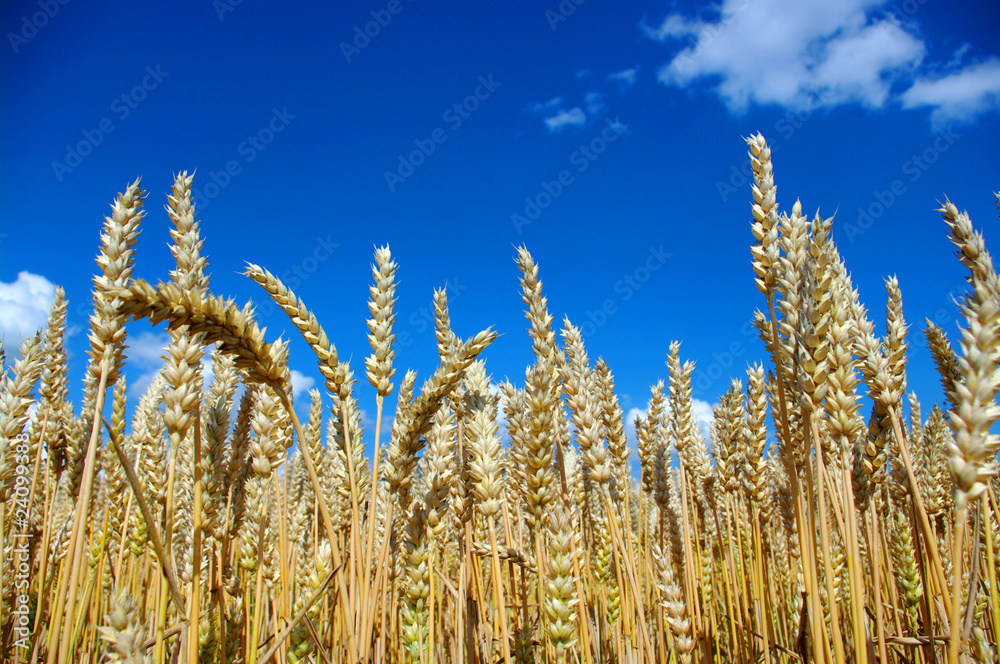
[4,152,999,664]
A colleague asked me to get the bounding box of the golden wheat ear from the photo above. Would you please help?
[24,162,1000,664]
[0,333,44,501]
[110,279,287,389]
[242,262,348,397]
[366,244,398,397]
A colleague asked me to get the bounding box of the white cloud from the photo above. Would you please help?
[623,398,715,465]
[640,13,702,42]
[528,95,599,133]
[608,67,639,89]
[901,57,1000,127]
[691,398,715,441]
[624,406,647,473]
[527,96,588,133]
[645,0,929,113]
[575,69,592,79]
[809,21,925,108]
[529,88,620,133]
[946,44,973,70]
[290,369,315,402]
[0,271,56,352]
[201,354,216,392]
[583,91,606,116]
[528,97,565,114]
[544,108,587,132]
[624,406,647,447]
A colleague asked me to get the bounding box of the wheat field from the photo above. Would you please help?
[1,132,999,664]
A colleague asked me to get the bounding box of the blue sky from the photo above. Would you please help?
[2,0,999,460]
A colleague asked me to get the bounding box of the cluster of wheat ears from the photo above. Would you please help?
[1,133,999,664]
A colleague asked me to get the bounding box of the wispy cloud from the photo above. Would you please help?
[544,108,587,133]
[608,66,639,90]
[528,93,605,133]
[527,96,589,133]
[901,57,1000,128]
[528,96,565,114]
[126,330,170,400]
[640,13,702,42]
[584,91,606,115]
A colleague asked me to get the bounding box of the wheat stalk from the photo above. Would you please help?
[14,153,1000,664]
